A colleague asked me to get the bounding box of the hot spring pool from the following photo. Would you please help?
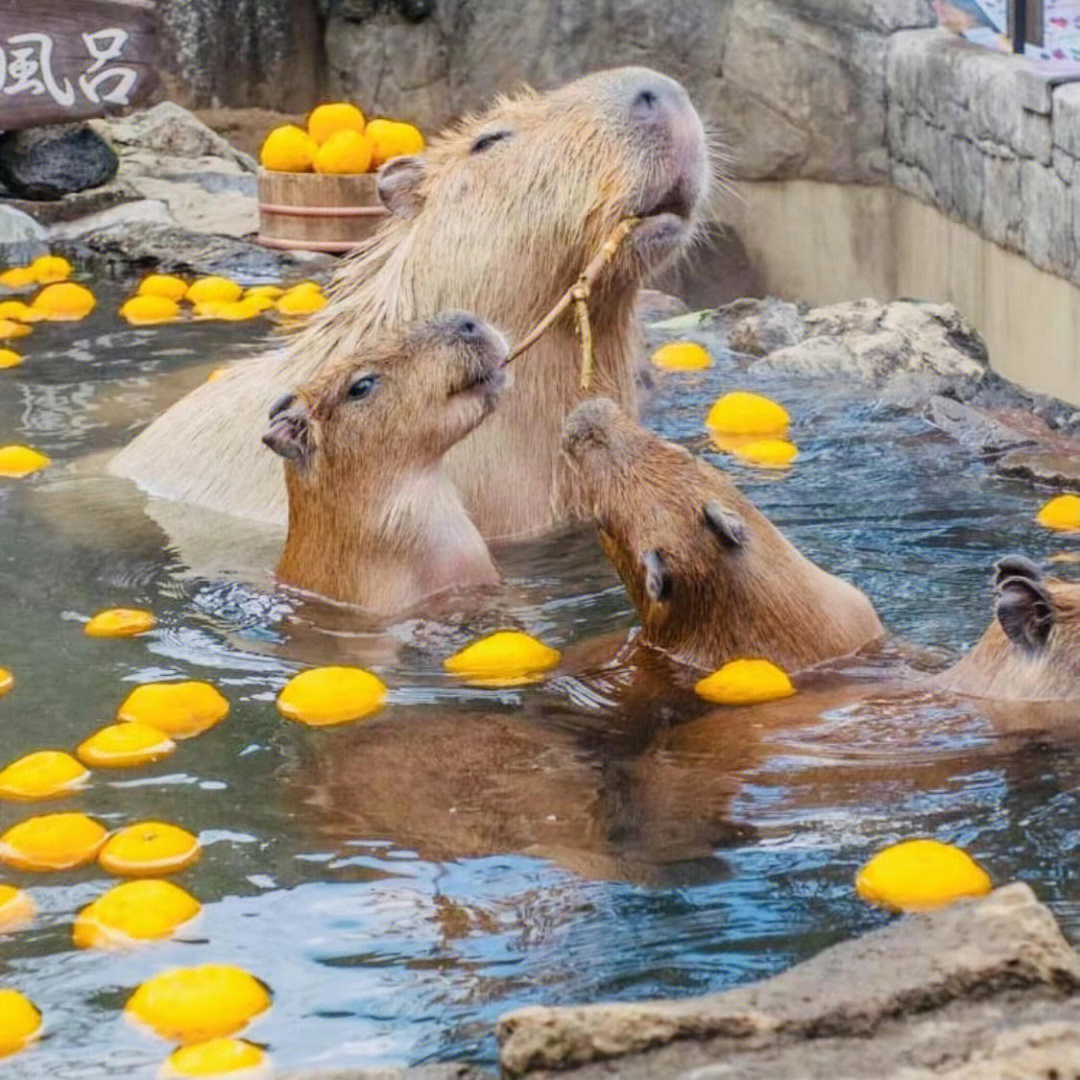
[1,282,1078,1077]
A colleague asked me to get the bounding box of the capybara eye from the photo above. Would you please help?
[470,130,510,154]
[347,374,378,401]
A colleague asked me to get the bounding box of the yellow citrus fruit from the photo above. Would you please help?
[0,318,30,339]
[120,295,181,325]
[0,989,41,1058]
[215,299,264,322]
[161,1037,269,1077]
[365,118,425,167]
[0,885,35,932]
[77,722,176,769]
[84,607,157,638]
[0,751,89,801]
[99,821,200,877]
[733,438,799,469]
[0,668,11,696]
[185,277,243,305]
[192,300,228,319]
[307,102,365,145]
[0,812,108,870]
[116,681,229,739]
[244,285,284,300]
[0,301,33,321]
[206,366,229,382]
[0,445,50,478]
[275,287,327,316]
[443,630,561,687]
[73,879,200,949]
[650,341,712,371]
[694,658,795,705]
[705,391,789,436]
[137,274,188,301]
[0,349,21,369]
[31,282,95,320]
[276,666,387,727]
[855,838,992,912]
[1036,493,1080,531]
[125,965,271,1043]
[0,267,35,289]
[314,129,373,174]
[259,124,317,172]
[30,255,72,283]
[239,294,274,313]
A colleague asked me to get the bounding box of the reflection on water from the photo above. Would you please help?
[1,286,1079,1076]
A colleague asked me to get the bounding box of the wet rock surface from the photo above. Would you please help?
[496,884,1080,1078]
[277,1067,495,1080]
[0,125,119,201]
[0,204,49,264]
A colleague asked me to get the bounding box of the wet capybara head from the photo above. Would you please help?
[263,312,506,614]
[561,398,884,672]
[111,68,713,541]
[264,311,509,480]
[938,556,1080,701]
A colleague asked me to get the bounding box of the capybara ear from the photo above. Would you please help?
[377,156,427,220]
[262,396,314,464]
[994,556,1053,651]
[643,549,671,603]
[703,501,746,549]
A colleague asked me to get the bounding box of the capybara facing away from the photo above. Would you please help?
[937,555,1080,702]
[560,398,884,672]
[263,312,507,615]
[110,67,711,540]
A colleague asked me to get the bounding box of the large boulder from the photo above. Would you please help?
[0,124,118,200]
[0,204,49,264]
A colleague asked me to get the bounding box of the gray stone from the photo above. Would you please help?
[726,298,804,355]
[497,884,1080,1077]
[47,200,174,242]
[277,1067,494,1080]
[0,124,119,201]
[0,204,49,265]
[1052,81,1080,159]
[996,445,1080,487]
[925,396,1041,454]
[1016,109,1052,164]
[2,182,143,228]
[1020,159,1073,273]
[50,222,332,282]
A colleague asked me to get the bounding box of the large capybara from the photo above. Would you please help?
[262,312,507,615]
[936,555,1080,702]
[109,67,711,540]
[560,398,885,672]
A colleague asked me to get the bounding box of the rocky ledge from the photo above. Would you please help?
[496,883,1080,1079]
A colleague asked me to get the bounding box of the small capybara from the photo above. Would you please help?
[560,398,884,672]
[936,555,1080,701]
[110,67,711,540]
[263,312,507,615]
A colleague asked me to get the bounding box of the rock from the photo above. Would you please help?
[0,125,119,200]
[48,201,175,242]
[0,204,49,264]
[725,298,805,356]
[996,446,1080,488]
[497,883,1080,1078]
[50,221,333,282]
[276,1066,494,1080]
[925,396,1042,455]
[757,299,988,382]
[2,182,143,228]
[636,289,689,324]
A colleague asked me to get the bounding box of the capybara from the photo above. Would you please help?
[937,555,1080,702]
[560,398,884,672]
[109,67,711,539]
[263,312,506,614]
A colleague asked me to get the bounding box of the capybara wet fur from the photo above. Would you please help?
[561,398,884,672]
[110,67,713,539]
[263,312,507,615]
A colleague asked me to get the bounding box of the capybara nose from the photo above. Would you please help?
[624,71,691,130]
[452,314,482,339]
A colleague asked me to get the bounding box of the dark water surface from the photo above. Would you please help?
[1,284,1079,1076]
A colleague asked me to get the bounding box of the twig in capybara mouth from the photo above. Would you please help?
[506,217,639,389]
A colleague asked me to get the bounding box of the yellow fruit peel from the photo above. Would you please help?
[31,282,95,320]
[855,838,992,912]
[116,681,229,739]
[705,391,789,437]
[77,722,176,769]
[0,812,108,871]
[733,438,799,469]
[307,102,365,145]
[0,445,50,478]
[650,341,712,371]
[260,125,317,173]
[161,1037,269,1078]
[276,666,387,727]
[85,607,157,638]
[695,658,796,706]
[0,751,89,801]
[1036,493,1080,531]
[0,989,41,1058]
[0,885,35,932]
[73,878,200,949]
[443,630,561,687]
[99,821,201,877]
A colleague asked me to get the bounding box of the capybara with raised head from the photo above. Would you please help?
[560,398,884,672]
[263,312,507,615]
[937,555,1080,701]
[110,67,711,540]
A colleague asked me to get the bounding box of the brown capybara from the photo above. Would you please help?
[560,397,884,672]
[262,312,507,615]
[936,555,1080,702]
[109,67,711,540]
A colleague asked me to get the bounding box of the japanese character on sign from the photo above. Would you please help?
[2,32,75,106]
[79,29,137,105]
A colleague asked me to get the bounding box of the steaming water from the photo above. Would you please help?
[1,285,1078,1076]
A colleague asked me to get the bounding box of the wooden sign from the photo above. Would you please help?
[0,0,158,130]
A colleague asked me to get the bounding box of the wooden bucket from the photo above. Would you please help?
[256,169,390,253]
